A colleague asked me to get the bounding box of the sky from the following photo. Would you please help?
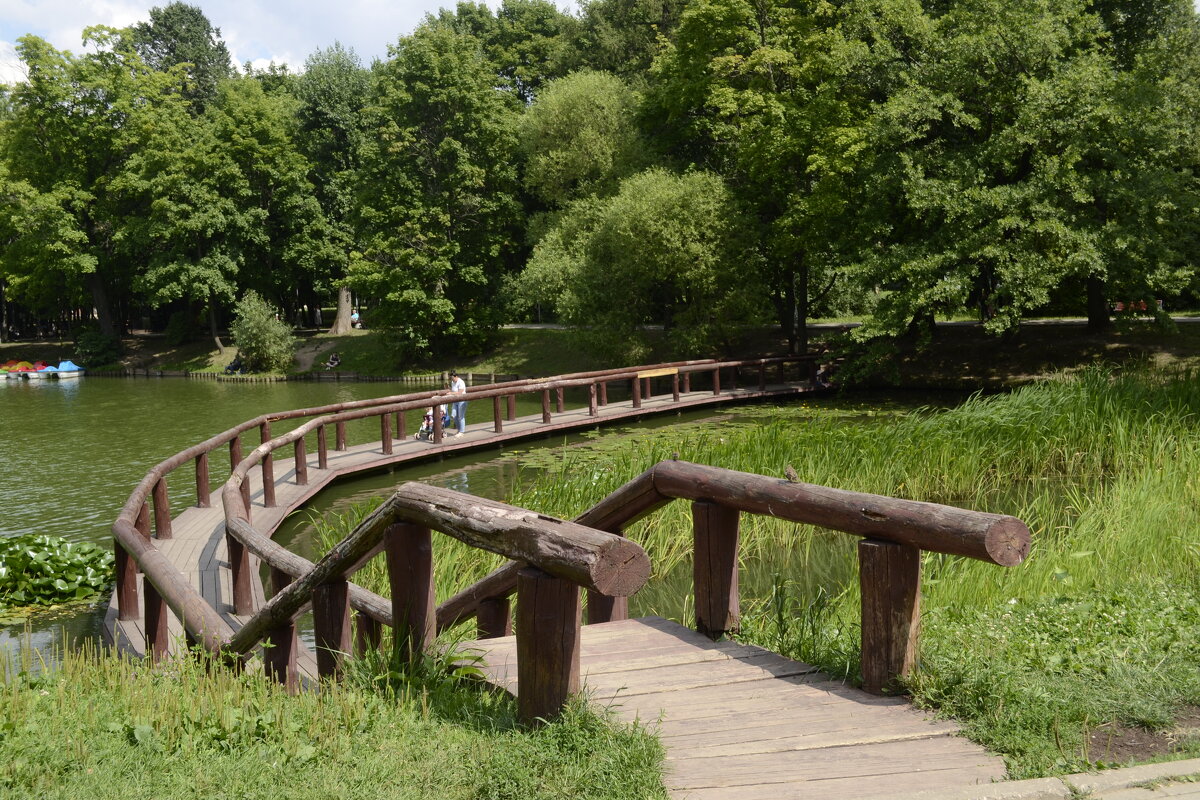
[0,0,547,85]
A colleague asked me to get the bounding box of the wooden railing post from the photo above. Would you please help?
[433,406,444,443]
[395,411,406,441]
[195,452,210,508]
[859,539,921,694]
[598,381,608,406]
[355,612,382,656]
[693,500,740,638]
[643,377,652,399]
[152,478,172,539]
[294,438,308,485]
[135,502,151,542]
[336,421,347,451]
[231,435,251,511]
[712,367,721,396]
[227,529,254,616]
[144,581,169,662]
[313,578,352,680]
[541,390,552,423]
[384,523,436,663]
[493,395,504,433]
[381,413,393,455]
[114,542,138,621]
[588,384,598,417]
[632,376,642,409]
[265,567,299,693]
[478,597,512,639]
[260,421,276,509]
[317,425,328,469]
[683,371,691,393]
[516,566,581,724]
[672,373,680,402]
[507,394,517,421]
[556,387,565,413]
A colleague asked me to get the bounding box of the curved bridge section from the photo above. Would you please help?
[105,355,1031,798]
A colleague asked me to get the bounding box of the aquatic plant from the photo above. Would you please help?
[0,535,114,611]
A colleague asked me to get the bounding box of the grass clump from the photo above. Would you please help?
[0,637,665,800]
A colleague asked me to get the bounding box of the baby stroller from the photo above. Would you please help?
[415,405,450,441]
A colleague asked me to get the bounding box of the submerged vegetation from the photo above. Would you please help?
[331,365,1200,778]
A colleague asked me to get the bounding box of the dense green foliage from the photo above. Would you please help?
[2,0,1199,357]
[229,292,296,372]
[0,640,666,799]
[0,535,113,609]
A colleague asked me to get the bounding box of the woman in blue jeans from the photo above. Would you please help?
[449,370,467,436]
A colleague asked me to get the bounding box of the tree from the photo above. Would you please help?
[350,23,522,361]
[294,43,372,334]
[575,0,687,83]
[516,168,764,360]
[127,2,233,112]
[229,290,295,372]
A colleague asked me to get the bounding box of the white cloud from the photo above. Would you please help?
[0,40,26,86]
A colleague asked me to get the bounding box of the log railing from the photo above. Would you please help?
[111,355,815,660]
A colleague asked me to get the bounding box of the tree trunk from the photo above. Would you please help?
[328,286,352,335]
[795,256,809,355]
[1086,275,1111,331]
[0,276,6,343]
[209,294,226,355]
[85,272,116,337]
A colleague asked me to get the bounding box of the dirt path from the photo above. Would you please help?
[293,339,333,372]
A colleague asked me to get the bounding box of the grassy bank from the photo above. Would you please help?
[0,637,665,799]
[328,365,1200,779]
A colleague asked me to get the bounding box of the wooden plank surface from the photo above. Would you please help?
[468,617,1005,799]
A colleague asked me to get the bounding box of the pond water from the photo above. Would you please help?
[0,374,956,664]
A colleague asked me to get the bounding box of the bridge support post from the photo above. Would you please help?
[693,501,740,638]
[336,421,347,451]
[355,611,382,656]
[294,438,308,485]
[313,579,352,680]
[385,523,436,663]
[265,567,299,693]
[381,413,393,455]
[632,377,642,409]
[493,395,504,433]
[227,531,254,616]
[507,394,517,421]
[195,452,210,507]
[588,384,598,417]
[144,581,169,662]
[152,478,172,539]
[115,543,138,621]
[477,597,511,639]
[395,411,406,441]
[541,390,552,423]
[556,387,565,413]
[517,567,580,725]
[317,425,328,469]
[859,539,921,694]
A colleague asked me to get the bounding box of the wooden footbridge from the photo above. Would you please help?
[105,356,1032,798]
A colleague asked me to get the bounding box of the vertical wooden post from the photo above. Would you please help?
[516,567,581,724]
[114,543,138,621]
[598,381,608,406]
[384,523,436,663]
[672,374,680,402]
[135,502,151,542]
[541,390,552,423]
[265,567,299,693]
[683,371,691,393]
[395,410,406,440]
[152,478,172,539]
[260,420,276,508]
[507,394,517,421]
[144,581,169,662]
[493,395,504,433]
[229,434,242,473]
[693,500,740,639]
[381,413,393,455]
[355,612,383,656]
[632,376,642,409]
[294,438,308,485]
[477,597,512,639]
[433,406,444,443]
[336,421,347,451]
[317,425,328,470]
[587,524,628,625]
[643,377,652,399]
[859,539,921,694]
[195,452,210,508]
[312,579,352,680]
[555,387,565,413]
[712,367,721,396]
[588,384,598,417]
[227,530,254,616]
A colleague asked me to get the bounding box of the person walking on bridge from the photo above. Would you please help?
[449,370,467,437]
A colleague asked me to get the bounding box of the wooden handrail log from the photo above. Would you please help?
[111,519,237,654]
[388,484,651,596]
[650,461,1030,566]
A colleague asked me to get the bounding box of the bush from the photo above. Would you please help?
[73,329,122,367]
[229,292,295,373]
[163,310,200,346]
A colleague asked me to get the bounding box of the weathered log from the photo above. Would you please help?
[388,484,650,597]
[651,461,1030,566]
[313,579,352,680]
[859,539,921,694]
[385,523,436,662]
[517,567,580,724]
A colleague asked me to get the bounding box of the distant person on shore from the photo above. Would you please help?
[449,370,467,437]
[225,355,243,374]
[350,310,361,329]
[324,352,341,370]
